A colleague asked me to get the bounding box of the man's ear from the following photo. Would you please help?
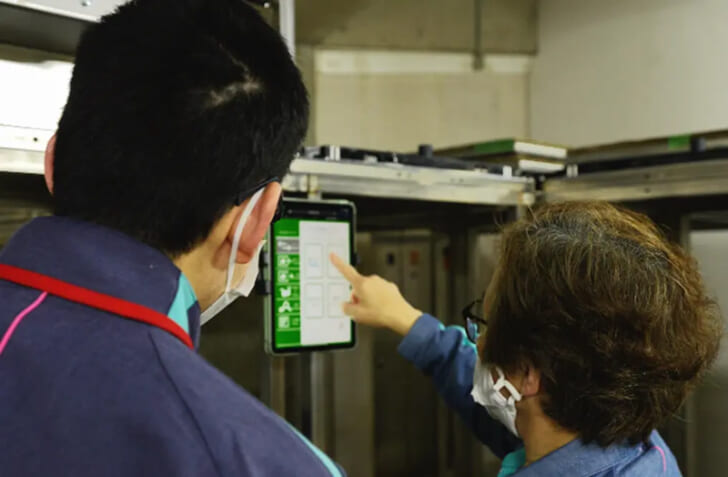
[229,182,282,264]
[44,134,57,195]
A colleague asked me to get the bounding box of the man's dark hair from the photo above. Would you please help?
[482,201,722,446]
[53,0,309,255]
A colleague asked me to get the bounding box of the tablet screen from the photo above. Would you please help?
[269,199,356,353]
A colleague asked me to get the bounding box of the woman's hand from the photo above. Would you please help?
[330,254,422,336]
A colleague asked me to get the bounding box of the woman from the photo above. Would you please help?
[331,201,722,477]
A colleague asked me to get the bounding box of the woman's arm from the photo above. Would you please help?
[397,314,520,459]
[329,255,521,459]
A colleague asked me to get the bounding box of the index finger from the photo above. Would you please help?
[330,253,361,285]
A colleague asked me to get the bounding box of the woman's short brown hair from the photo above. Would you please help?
[482,201,722,446]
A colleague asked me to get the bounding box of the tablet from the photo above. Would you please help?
[265,198,356,354]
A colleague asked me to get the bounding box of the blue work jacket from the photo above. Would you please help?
[398,314,681,477]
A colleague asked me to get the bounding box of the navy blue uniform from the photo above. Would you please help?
[0,217,343,477]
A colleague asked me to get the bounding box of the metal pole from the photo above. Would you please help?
[263,357,287,417]
[278,0,296,57]
[261,0,296,429]
[650,211,694,476]
[310,352,334,452]
[679,214,697,477]
[304,187,333,451]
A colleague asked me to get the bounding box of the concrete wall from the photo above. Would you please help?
[531,0,728,147]
[307,50,530,150]
[297,0,537,53]
[295,0,536,151]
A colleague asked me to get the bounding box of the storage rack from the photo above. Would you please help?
[0,134,537,208]
[544,130,728,203]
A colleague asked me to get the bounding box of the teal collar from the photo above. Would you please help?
[166,273,199,346]
[498,447,526,477]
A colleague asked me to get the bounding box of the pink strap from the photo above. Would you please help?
[0,264,193,349]
[653,445,667,473]
[0,292,48,356]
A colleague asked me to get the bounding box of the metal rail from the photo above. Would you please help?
[286,158,535,206]
[544,157,728,203]
[0,146,535,206]
[11,140,728,206]
[0,147,44,175]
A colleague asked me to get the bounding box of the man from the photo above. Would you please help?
[0,0,343,475]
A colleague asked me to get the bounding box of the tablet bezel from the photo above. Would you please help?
[266,198,357,355]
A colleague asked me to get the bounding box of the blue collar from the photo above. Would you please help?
[512,435,647,477]
[0,216,201,348]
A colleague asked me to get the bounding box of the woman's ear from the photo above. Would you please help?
[520,365,541,398]
[44,134,57,195]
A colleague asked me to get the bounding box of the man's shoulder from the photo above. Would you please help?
[150,330,344,477]
[149,328,274,424]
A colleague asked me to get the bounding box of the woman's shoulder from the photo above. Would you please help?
[516,431,680,477]
[615,431,681,477]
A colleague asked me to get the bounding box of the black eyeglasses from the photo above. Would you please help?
[234,176,284,223]
[462,296,487,343]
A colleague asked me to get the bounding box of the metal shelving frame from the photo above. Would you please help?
[0,144,537,208]
[544,157,728,203]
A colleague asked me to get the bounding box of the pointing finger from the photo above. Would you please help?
[330,253,361,285]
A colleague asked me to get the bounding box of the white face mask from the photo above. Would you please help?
[200,188,265,325]
[471,361,523,437]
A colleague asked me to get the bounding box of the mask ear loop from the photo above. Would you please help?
[493,366,524,403]
[225,188,265,293]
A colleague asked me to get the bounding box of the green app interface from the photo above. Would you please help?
[272,217,352,349]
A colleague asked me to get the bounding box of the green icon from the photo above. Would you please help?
[276,270,300,284]
[278,285,300,299]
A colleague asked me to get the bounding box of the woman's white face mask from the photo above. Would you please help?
[200,189,265,324]
[471,361,523,437]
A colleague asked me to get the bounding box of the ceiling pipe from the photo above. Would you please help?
[473,0,484,70]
